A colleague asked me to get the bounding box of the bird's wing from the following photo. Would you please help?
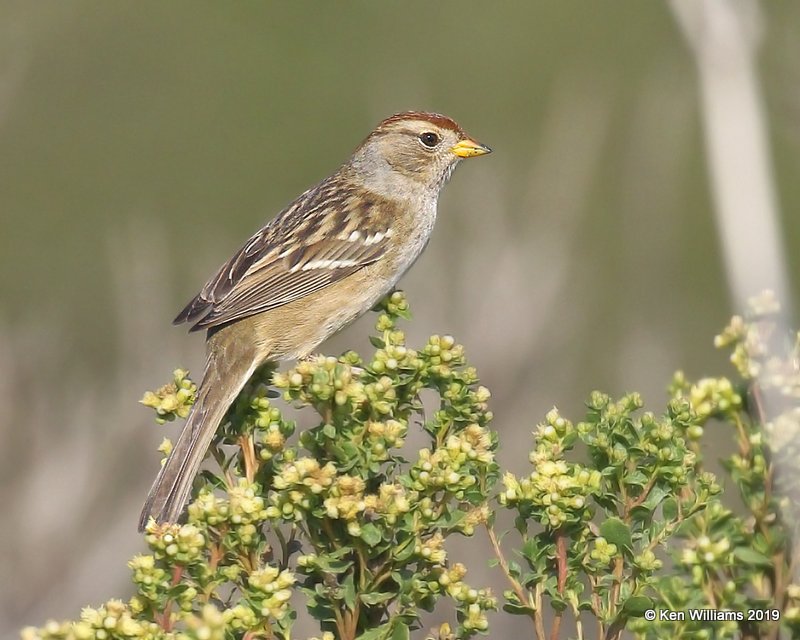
[175,178,397,331]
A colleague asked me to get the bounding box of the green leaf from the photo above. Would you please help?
[733,547,772,568]
[661,497,679,520]
[635,486,670,514]
[622,595,653,616]
[356,622,392,640]
[434,507,465,529]
[502,602,536,616]
[360,591,396,606]
[391,621,410,640]
[314,555,353,575]
[625,470,649,488]
[342,573,357,610]
[393,539,416,563]
[369,336,386,349]
[360,523,383,547]
[674,518,694,536]
[562,430,578,448]
[600,517,633,551]
[521,537,543,563]
[550,595,568,612]
[577,599,595,611]
[322,423,337,439]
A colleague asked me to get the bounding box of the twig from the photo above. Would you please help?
[627,473,658,511]
[589,575,605,639]
[485,524,542,638]
[549,529,568,640]
[609,556,624,617]
[333,607,348,640]
[238,434,257,483]
[156,565,185,631]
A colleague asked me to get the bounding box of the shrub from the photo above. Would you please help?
[23,291,800,640]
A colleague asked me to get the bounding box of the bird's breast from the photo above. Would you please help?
[384,197,438,288]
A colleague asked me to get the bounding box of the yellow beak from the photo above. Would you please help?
[451,138,492,158]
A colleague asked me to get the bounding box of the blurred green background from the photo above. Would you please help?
[2,1,799,637]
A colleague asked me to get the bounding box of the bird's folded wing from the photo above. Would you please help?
[187,238,385,329]
[174,186,396,331]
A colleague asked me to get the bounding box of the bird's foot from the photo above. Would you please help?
[297,352,324,364]
[297,352,364,377]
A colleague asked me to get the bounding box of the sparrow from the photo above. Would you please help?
[139,111,491,531]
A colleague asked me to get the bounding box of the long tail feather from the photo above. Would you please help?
[138,349,257,532]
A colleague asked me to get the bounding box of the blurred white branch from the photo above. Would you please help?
[670,0,790,309]
[671,0,800,583]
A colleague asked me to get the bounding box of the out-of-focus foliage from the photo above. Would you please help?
[23,292,800,639]
[494,291,800,639]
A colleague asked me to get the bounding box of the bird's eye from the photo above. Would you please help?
[419,131,440,148]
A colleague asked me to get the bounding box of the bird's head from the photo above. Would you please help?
[349,111,491,196]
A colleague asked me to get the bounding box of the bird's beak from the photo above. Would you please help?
[451,138,492,158]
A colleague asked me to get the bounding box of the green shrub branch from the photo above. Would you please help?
[23,291,800,640]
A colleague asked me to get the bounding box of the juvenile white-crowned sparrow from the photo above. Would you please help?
[139,111,491,531]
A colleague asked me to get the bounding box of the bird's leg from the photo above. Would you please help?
[297,352,324,364]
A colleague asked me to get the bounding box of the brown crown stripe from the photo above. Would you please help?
[376,111,464,135]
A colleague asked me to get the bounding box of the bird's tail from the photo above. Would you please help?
[138,346,258,532]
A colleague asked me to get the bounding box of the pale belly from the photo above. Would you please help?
[220,198,438,363]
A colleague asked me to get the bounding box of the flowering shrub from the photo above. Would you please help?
[22,291,800,639]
